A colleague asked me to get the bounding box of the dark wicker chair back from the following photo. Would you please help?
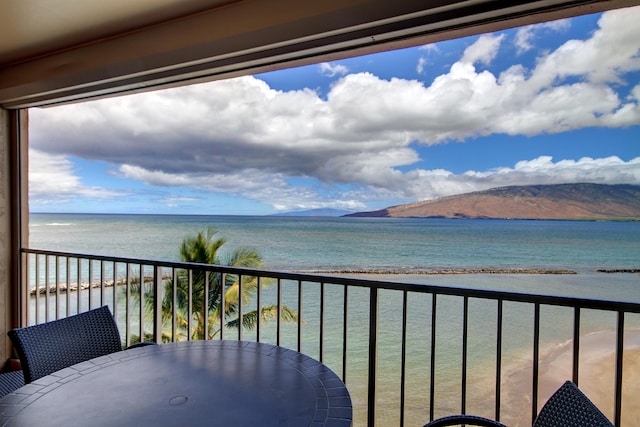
[533,381,613,427]
[0,371,25,398]
[424,381,613,427]
[8,306,124,384]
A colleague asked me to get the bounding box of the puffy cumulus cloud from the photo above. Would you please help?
[30,7,640,210]
[530,10,640,86]
[29,149,123,204]
[468,156,640,187]
[400,156,640,201]
[460,34,504,65]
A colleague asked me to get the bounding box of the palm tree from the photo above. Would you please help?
[141,227,297,341]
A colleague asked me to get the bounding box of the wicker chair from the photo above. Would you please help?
[424,381,613,427]
[0,371,25,398]
[8,305,153,384]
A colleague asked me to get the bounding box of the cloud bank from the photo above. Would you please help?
[30,7,640,211]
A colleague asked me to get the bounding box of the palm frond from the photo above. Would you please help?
[225,304,299,330]
[127,228,298,341]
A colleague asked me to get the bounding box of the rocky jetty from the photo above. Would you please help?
[297,268,578,275]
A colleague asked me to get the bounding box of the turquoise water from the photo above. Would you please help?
[29,213,640,300]
[29,213,640,271]
[28,213,640,425]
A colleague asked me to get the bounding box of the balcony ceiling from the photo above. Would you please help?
[0,0,638,108]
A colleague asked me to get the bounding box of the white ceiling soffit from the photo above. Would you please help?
[0,0,638,109]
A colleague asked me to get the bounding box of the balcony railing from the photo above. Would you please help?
[20,248,640,427]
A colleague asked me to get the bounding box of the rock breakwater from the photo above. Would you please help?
[297,268,578,275]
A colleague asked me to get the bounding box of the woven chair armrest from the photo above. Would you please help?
[0,371,25,398]
[126,342,157,350]
[424,415,508,427]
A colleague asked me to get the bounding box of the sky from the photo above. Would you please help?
[29,6,640,215]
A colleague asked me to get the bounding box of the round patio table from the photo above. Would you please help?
[0,340,352,426]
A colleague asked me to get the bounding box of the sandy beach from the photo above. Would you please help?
[500,329,640,427]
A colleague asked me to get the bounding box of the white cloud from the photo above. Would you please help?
[416,57,427,75]
[530,11,640,87]
[29,149,123,204]
[319,62,349,77]
[460,34,504,65]
[116,164,368,212]
[515,19,570,54]
[394,156,640,201]
[417,44,440,74]
[469,155,640,187]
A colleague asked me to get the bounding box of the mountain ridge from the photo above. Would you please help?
[345,183,640,220]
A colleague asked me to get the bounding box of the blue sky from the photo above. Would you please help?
[29,7,640,215]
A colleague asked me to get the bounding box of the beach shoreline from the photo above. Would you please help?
[499,329,640,427]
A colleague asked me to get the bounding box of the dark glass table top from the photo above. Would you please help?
[0,340,351,426]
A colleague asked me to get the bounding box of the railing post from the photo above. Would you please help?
[76,258,82,313]
[204,271,209,340]
[65,256,71,318]
[297,280,303,353]
[219,272,224,340]
[100,260,105,309]
[367,286,378,427]
[614,311,624,427]
[320,282,325,362]
[572,307,581,385]
[256,276,261,343]
[532,303,540,423]
[125,263,131,346]
[88,259,93,310]
[138,263,144,342]
[276,278,282,347]
[112,262,118,320]
[171,268,177,342]
[153,265,162,343]
[461,296,469,414]
[34,255,39,324]
[187,270,193,341]
[23,252,30,326]
[44,254,49,321]
[400,290,408,427]
[342,285,348,383]
[55,255,60,320]
[429,294,437,422]
[495,299,503,421]
[238,275,243,341]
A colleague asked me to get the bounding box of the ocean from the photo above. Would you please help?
[27,213,640,426]
[29,213,640,301]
